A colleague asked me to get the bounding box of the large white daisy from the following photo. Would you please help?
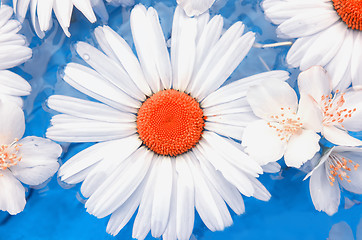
[12,0,134,38]
[262,0,362,91]
[305,146,362,216]
[0,100,61,215]
[46,4,288,239]
[298,66,362,147]
[0,5,31,105]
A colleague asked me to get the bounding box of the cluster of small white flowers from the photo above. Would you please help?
[1,0,362,239]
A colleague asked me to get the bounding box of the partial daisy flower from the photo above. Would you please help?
[305,146,362,216]
[177,0,216,17]
[12,0,134,38]
[0,100,61,215]
[242,79,322,168]
[0,5,32,105]
[262,0,362,91]
[45,4,285,239]
[298,66,362,147]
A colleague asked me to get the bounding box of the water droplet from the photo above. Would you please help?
[83,54,90,61]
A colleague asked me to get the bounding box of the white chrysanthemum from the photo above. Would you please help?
[13,0,134,38]
[0,100,61,215]
[262,0,362,91]
[177,0,216,17]
[242,79,322,168]
[305,146,362,216]
[298,66,362,147]
[46,4,289,239]
[0,5,31,105]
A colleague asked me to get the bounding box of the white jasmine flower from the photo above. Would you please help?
[0,5,31,105]
[177,0,216,17]
[12,0,134,38]
[305,146,362,216]
[242,79,322,168]
[0,100,61,215]
[46,4,284,239]
[262,0,362,91]
[298,66,362,147]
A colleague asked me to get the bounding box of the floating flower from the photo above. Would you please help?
[298,66,362,147]
[305,146,362,216]
[262,0,362,91]
[46,4,285,239]
[242,79,322,168]
[0,5,32,105]
[12,0,134,38]
[177,0,216,16]
[0,100,61,215]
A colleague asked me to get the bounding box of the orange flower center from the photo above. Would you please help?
[333,0,362,30]
[137,89,205,156]
[0,139,22,170]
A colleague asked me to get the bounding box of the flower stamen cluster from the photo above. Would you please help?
[328,153,360,186]
[268,107,303,141]
[0,139,22,170]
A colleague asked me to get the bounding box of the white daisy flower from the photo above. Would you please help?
[177,0,216,17]
[242,79,322,168]
[262,0,362,91]
[12,0,134,38]
[45,4,286,239]
[0,100,61,215]
[298,66,362,147]
[305,146,362,216]
[0,5,32,105]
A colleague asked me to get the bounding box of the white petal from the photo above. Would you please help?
[202,70,290,109]
[175,155,195,240]
[196,152,245,215]
[85,147,152,218]
[176,0,216,17]
[53,0,72,37]
[186,154,232,232]
[75,41,145,101]
[72,0,97,23]
[106,179,146,236]
[298,66,332,102]
[37,0,54,32]
[242,120,286,165]
[351,32,362,87]
[0,70,31,97]
[336,151,362,194]
[329,222,354,240]
[338,90,362,132]
[247,79,298,120]
[171,6,197,92]
[63,63,140,112]
[323,125,362,147]
[284,129,320,168]
[151,156,173,238]
[204,122,245,141]
[47,114,136,143]
[99,26,152,96]
[309,163,340,216]
[47,95,135,123]
[0,101,25,144]
[262,162,281,173]
[297,94,323,132]
[0,169,25,215]
[10,137,61,186]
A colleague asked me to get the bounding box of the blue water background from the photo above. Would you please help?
[1,0,362,239]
